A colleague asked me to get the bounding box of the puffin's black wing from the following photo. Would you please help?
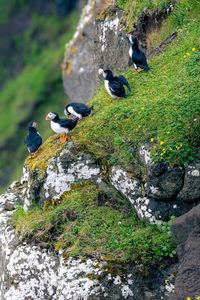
[109,78,126,98]
[69,103,93,117]
[132,49,149,71]
[59,117,79,131]
[24,132,42,153]
[117,75,131,92]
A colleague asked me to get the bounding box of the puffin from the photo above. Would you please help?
[45,112,79,143]
[64,102,94,120]
[24,122,42,157]
[98,68,131,100]
[128,33,150,73]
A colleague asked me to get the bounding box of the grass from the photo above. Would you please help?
[5,0,200,268]
[13,182,176,264]
[73,3,200,170]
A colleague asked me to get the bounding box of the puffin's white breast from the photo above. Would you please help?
[129,47,133,58]
[51,121,69,134]
[104,80,116,98]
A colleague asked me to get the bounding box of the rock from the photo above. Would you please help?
[176,159,200,202]
[0,184,177,300]
[145,164,184,200]
[171,204,200,257]
[94,9,130,84]
[171,205,200,300]
[21,141,101,210]
[137,143,154,171]
[4,202,15,211]
[62,0,101,102]
[110,166,162,224]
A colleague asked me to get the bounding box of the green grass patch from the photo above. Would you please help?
[13,182,176,263]
[73,7,200,169]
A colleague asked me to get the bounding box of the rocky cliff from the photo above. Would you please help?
[0,136,178,299]
[0,0,199,299]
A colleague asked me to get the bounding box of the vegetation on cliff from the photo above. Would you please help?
[75,0,199,170]
[14,181,176,264]
[12,0,199,268]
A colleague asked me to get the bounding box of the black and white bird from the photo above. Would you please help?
[24,122,42,157]
[98,68,131,100]
[64,102,94,120]
[128,33,150,73]
[45,112,79,143]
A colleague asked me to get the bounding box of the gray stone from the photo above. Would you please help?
[110,165,162,224]
[94,9,130,85]
[21,142,101,210]
[62,0,99,102]
[171,205,200,300]
[0,185,176,300]
[145,165,184,200]
[176,160,200,202]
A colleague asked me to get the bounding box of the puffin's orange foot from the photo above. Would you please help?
[78,119,82,124]
[60,134,67,143]
[132,69,143,74]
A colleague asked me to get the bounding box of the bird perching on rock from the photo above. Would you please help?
[64,102,94,120]
[45,112,79,143]
[24,122,42,158]
[128,33,150,74]
[98,68,131,101]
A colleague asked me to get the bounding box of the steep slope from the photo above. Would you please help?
[0,0,199,299]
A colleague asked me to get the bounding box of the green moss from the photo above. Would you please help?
[13,182,176,265]
[73,2,200,168]
[25,134,65,172]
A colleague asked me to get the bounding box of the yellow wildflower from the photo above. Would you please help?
[160,141,164,145]
[186,52,191,56]
[180,144,182,147]
[138,125,141,128]
[154,145,157,148]
[169,148,172,151]
[167,131,170,134]
[161,153,164,156]
[150,138,154,142]
[192,48,195,51]
[141,107,144,110]
[187,297,191,300]
[154,153,158,156]
[162,148,166,152]
[184,55,187,58]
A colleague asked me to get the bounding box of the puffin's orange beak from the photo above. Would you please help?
[45,114,49,120]
[101,72,103,75]
[34,122,38,127]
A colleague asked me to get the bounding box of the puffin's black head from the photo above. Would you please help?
[128,33,138,45]
[45,112,59,121]
[98,68,113,80]
[28,122,38,129]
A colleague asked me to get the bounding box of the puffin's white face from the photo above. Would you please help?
[45,112,58,120]
[98,68,106,78]
[32,122,38,128]
[128,34,133,43]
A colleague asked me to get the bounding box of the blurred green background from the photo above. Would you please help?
[0,0,79,192]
